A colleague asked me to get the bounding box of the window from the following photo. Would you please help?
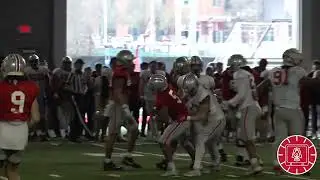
[213,0,223,7]
[184,0,189,5]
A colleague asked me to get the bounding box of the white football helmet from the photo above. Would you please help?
[227,54,247,71]
[148,74,168,92]
[182,73,199,97]
[1,54,26,77]
[282,48,303,66]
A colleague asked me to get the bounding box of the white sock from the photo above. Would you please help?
[104,158,111,163]
[218,143,223,150]
[60,129,66,138]
[168,162,176,171]
[124,152,132,158]
[193,160,201,170]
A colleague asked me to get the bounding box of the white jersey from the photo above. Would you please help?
[141,69,166,101]
[268,66,306,109]
[228,69,259,109]
[198,74,215,90]
[187,86,225,121]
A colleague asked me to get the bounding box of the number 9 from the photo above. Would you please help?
[11,91,26,113]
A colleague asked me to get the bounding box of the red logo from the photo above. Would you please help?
[277,135,317,175]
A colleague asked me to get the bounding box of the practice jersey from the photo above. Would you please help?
[24,66,49,99]
[228,69,259,109]
[141,69,166,101]
[198,74,215,90]
[52,68,73,95]
[155,88,188,122]
[187,86,224,121]
[0,80,39,121]
[268,66,306,109]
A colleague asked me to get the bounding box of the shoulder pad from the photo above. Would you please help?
[196,86,211,103]
[292,66,307,76]
[233,69,250,79]
[177,75,186,89]
[52,68,62,75]
[199,75,215,89]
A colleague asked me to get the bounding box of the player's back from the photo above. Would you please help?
[156,88,188,122]
[0,80,39,121]
[269,66,306,109]
[187,86,224,121]
[233,69,258,109]
[198,74,215,90]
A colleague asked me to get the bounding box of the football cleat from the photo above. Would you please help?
[122,157,142,168]
[103,161,123,171]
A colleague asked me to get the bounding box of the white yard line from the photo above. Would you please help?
[91,143,316,180]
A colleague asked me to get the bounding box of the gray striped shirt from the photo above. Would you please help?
[69,71,88,95]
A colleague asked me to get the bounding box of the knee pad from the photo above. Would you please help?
[236,139,247,147]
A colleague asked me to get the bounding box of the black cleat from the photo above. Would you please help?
[156,159,168,170]
[103,161,123,171]
[235,155,250,166]
[122,157,142,168]
[219,149,228,162]
[267,136,275,143]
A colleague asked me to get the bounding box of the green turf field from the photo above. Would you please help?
[17,141,319,180]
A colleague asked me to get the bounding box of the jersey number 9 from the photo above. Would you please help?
[11,91,26,113]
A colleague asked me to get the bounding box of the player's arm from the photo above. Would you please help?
[30,99,40,126]
[256,78,271,97]
[187,96,210,122]
[227,78,246,107]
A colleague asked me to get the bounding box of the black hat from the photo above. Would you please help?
[74,58,84,64]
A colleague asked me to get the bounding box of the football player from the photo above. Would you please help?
[222,54,263,175]
[148,74,192,176]
[24,54,50,141]
[103,50,141,170]
[0,54,40,180]
[51,56,74,139]
[188,56,227,161]
[221,60,250,166]
[257,48,320,174]
[139,61,166,141]
[182,74,226,177]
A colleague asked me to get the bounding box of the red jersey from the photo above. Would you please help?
[0,80,39,121]
[252,67,268,106]
[110,65,131,93]
[221,68,236,100]
[155,88,188,122]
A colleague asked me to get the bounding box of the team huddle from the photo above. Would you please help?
[0,47,317,179]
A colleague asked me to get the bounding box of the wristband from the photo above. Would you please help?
[186,116,191,121]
